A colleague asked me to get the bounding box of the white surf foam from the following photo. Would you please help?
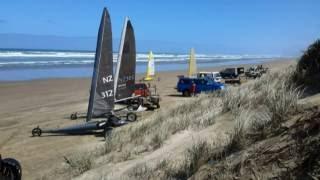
[0,50,282,67]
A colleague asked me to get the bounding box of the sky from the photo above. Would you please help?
[0,0,319,55]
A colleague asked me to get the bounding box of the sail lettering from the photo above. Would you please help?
[101,90,113,98]
[119,75,134,83]
[102,75,113,84]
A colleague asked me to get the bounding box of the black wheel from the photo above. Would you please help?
[32,127,42,137]
[156,103,160,109]
[126,112,137,122]
[1,158,22,180]
[183,91,190,97]
[70,113,77,120]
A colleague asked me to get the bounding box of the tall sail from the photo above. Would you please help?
[87,8,114,122]
[188,48,197,77]
[114,17,136,102]
[144,51,155,81]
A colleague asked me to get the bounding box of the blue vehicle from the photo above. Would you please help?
[176,76,224,96]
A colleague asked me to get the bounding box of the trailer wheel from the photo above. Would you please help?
[70,113,77,120]
[32,127,42,137]
[1,158,22,180]
[126,113,137,122]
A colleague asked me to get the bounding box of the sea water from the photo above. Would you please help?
[0,49,286,81]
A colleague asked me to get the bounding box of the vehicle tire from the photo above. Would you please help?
[32,127,42,137]
[183,91,190,97]
[126,112,137,122]
[1,158,22,180]
[70,113,77,120]
[156,103,160,109]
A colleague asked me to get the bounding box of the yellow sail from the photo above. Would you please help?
[144,51,155,81]
[188,48,197,77]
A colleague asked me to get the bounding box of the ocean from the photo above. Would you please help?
[0,49,286,81]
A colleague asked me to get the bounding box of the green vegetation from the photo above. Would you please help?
[294,39,320,90]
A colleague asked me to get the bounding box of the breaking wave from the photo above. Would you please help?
[0,49,282,69]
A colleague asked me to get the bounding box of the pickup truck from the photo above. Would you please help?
[176,77,224,96]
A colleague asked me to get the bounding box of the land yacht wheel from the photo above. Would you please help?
[1,158,22,180]
[70,113,78,120]
[126,112,137,122]
[32,127,42,137]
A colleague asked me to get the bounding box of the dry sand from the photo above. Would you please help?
[0,59,295,179]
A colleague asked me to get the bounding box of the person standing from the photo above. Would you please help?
[190,81,196,97]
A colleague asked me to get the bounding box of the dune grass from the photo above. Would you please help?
[47,94,222,179]
[126,64,303,179]
[143,39,320,178]
[57,65,302,180]
[100,94,221,159]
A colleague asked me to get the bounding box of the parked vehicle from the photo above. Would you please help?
[197,72,222,82]
[219,67,244,84]
[220,67,244,78]
[245,65,269,79]
[176,77,224,96]
[128,83,160,109]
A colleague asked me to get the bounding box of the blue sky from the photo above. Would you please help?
[0,0,319,55]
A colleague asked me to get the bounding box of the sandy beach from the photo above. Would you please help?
[0,59,295,179]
